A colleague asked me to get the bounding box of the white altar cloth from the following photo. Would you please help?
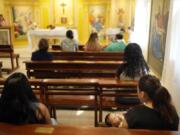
[106,28,121,42]
[27,27,78,50]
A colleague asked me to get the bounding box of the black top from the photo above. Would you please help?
[31,50,53,61]
[0,102,46,125]
[124,105,179,131]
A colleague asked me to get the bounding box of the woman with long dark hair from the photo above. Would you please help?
[0,72,51,124]
[116,43,149,104]
[117,43,149,80]
[105,75,179,130]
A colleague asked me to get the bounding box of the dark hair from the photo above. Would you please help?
[120,28,125,33]
[38,38,49,51]
[139,75,176,124]
[105,113,112,127]
[117,43,149,79]
[115,33,123,40]
[66,30,74,39]
[0,72,39,124]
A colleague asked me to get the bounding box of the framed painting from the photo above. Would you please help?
[11,6,33,40]
[148,0,170,77]
[88,4,107,41]
[0,27,12,45]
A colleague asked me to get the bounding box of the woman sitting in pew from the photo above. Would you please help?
[31,38,53,61]
[0,72,51,124]
[85,32,103,51]
[115,43,149,104]
[105,75,179,130]
[60,30,78,52]
[116,43,149,80]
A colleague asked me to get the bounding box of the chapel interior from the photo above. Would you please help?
[0,0,180,132]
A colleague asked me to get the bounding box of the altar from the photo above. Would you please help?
[106,28,121,41]
[27,27,78,51]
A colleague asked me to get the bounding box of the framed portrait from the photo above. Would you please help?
[148,0,170,77]
[11,5,34,40]
[0,27,12,45]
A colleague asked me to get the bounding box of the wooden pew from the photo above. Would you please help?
[97,79,139,123]
[0,123,179,135]
[24,60,123,79]
[0,62,2,77]
[51,44,85,51]
[0,45,19,73]
[42,79,99,126]
[41,78,139,126]
[0,78,139,127]
[48,50,124,61]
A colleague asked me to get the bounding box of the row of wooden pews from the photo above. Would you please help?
[0,123,179,135]
[23,51,130,126]
[0,78,138,127]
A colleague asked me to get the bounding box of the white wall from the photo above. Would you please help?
[131,0,151,61]
[161,0,180,129]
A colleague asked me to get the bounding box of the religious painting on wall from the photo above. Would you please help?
[148,0,170,77]
[11,6,33,39]
[55,0,74,26]
[0,27,11,45]
[88,4,107,41]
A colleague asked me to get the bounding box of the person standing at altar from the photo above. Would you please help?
[31,38,53,61]
[60,30,78,52]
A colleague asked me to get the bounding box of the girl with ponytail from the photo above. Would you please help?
[105,75,179,130]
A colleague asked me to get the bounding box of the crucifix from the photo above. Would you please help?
[60,2,67,14]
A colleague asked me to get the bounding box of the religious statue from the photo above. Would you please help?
[117,8,125,29]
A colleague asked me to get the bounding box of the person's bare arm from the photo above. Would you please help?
[38,103,51,124]
[118,114,128,128]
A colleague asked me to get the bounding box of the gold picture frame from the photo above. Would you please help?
[148,0,170,77]
[0,26,12,45]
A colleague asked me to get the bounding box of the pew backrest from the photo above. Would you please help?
[24,60,123,78]
[49,51,124,61]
